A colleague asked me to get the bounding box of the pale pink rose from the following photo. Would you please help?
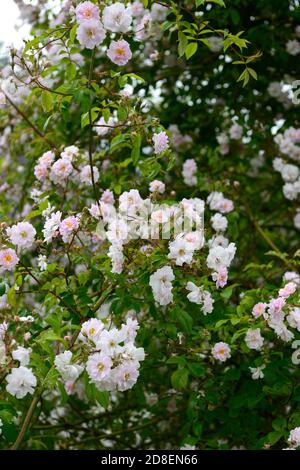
[107,40,132,66]
[211,342,231,362]
[0,248,19,271]
[76,1,100,23]
[252,302,267,318]
[38,150,55,167]
[149,180,165,194]
[34,163,48,182]
[279,282,297,298]
[102,2,132,33]
[59,216,79,242]
[151,209,170,224]
[268,297,286,318]
[7,221,36,249]
[152,131,169,154]
[218,198,234,214]
[86,353,112,382]
[77,20,106,49]
[50,158,73,183]
[115,363,139,391]
[89,203,101,219]
[101,189,115,205]
[212,266,228,288]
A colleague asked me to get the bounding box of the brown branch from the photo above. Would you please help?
[3,92,57,150]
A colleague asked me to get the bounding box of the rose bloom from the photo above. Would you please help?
[7,221,36,249]
[218,198,234,214]
[50,158,73,182]
[34,163,48,182]
[77,20,106,49]
[212,266,228,288]
[107,40,132,66]
[211,342,231,362]
[59,216,79,242]
[76,1,100,23]
[151,208,170,224]
[0,248,19,271]
[86,352,112,382]
[149,179,165,194]
[38,150,55,166]
[288,426,300,448]
[101,189,115,205]
[245,328,264,351]
[115,363,139,391]
[102,2,132,33]
[153,131,169,154]
[278,282,297,298]
[252,302,267,318]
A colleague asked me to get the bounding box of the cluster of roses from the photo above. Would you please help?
[74,1,167,65]
[55,316,144,394]
[149,191,237,320]
[0,320,37,399]
[252,271,300,345]
[1,314,144,399]
[34,146,98,188]
[211,272,300,379]
[206,191,236,288]
[0,219,36,272]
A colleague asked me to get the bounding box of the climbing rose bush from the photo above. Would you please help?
[0,0,300,451]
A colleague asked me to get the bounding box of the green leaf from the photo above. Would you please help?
[171,367,189,390]
[178,32,188,57]
[94,390,110,409]
[69,24,78,45]
[188,363,205,377]
[272,417,287,431]
[7,287,16,307]
[102,108,111,123]
[117,105,128,121]
[41,91,54,113]
[248,67,258,80]
[66,62,77,80]
[166,356,187,366]
[131,134,142,165]
[215,318,229,328]
[178,310,193,334]
[123,73,145,83]
[185,42,198,59]
[110,134,128,151]
[267,431,283,446]
[35,329,64,345]
[81,108,100,129]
